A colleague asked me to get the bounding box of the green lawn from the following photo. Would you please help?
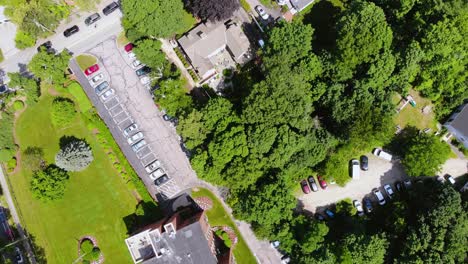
[76,54,97,70]
[393,90,438,131]
[191,188,256,264]
[68,82,92,112]
[10,93,138,263]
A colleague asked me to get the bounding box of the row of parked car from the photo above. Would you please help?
[122,43,154,88]
[63,2,120,37]
[350,148,393,180]
[83,63,170,188]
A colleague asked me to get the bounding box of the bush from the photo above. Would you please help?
[51,97,76,127]
[12,100,24,111]
[30,165,69,201]
[22,147,45,171]
[55,137,94,172]
[215,229,232,248]
[0,111,15,153]
[80,239,101,262]
[336,198,357,216]
[15,31,36,49]
[6,157,17,173]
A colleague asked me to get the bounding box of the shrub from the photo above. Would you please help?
[12,100,24,111]
[55,138,94,172]
[15,31,36,49]
[6,157,17,173]
[50,97,76,127]
[30,165,69,201]
[80,239,101,262]
[0,48,4,63]
[215,229,232,248]
[22,147,45,171]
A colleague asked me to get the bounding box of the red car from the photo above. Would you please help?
[317,175,328,189]
[84,64,99,76]
[124,43,133,52]
[300,180,311,194]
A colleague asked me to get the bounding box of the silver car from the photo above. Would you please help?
[89,73,104,86]
[383,184,394,199]
[149,168,165,180]
[131,139,146,152]
[100,89,114,101]
[353,200,364,216]
[145,160,161,173]
[373,188,386,205]
[127,132,143,145]
[123,123,138,137]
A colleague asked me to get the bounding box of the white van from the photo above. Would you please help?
[351,159,360,180]
[373,148,392,161]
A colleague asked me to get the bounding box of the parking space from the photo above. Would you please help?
[70,37,200,200]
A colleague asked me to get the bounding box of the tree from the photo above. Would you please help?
[50,97,76,127]
[402,133,451,177]
[133,39,167,70]
[153,79,193,117]
[22,147,45,171]
[28,50,71,85]
[15,30,36,49]
[185,0,239,22]
[55,138,94,172]
[30,165,69,201]
[8,72,40,104]
[336,198,357,216]
[338,233,389,264]
[121,0,193,39]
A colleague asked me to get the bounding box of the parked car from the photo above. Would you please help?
[325,209,335,218]
[123,123,138,137]
[317,175,328,189]
[373,188,386,205]
[363,197,373,213]
[140,76,151,86]
[360,155,368,170]
[163,114,171,121]
[372,148,392,161]
[300,180,310,194]
[270,241,280,249]
[353,200,364,216]
[149,168,165,180]
[127,132,144,145]
[131,139,146,152]
[315,213,325,221]
[403,179,412,189]
[132,60,142,69]
[384,184,394,199]
[89,73,104,86]
[84,64,99,76]
[255,5,269,20]
[445,174,456,185]
[37,41,53,52]
[145,160,162,173]
[103,1,119,15]
[63,25,79,37]
[154,174,170,186]
[395,181,403,192]
[277,0,287,5]
[128,51,136,59]
[136,66,151,76]
[94,81,109,94]
[281,255,291,264]
[351,159,360,180]
[124,43,133,53]
[15,247,24,264]
[85,13,101,25]
[100,88,115,101]
[307,176,318,192]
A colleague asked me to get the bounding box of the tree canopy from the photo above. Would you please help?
[185,0,239,22]
[55,138,94,172]
[28,50,71,85]
[30,165,69,201]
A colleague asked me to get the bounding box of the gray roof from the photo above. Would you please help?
[142,222,217,264]
[290,0,315,11]
[450,104,468,136]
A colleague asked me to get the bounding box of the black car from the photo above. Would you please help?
[360,155,368,171]
[63,25,79,37]
[37,41,53,52]
[85,13,101,25]
[154,174,170,186]
[363,197,373,213]
[307,176,318,192]
[395,181,403,192]
[136,66,151,76]
[103,2,119,15]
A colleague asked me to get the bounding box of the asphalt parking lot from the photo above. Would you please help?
[70,37,199,200]
[299,154,468,213]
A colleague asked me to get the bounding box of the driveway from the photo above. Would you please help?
[299,155,468,213]
[245,0,282,19]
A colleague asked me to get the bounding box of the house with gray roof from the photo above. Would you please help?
[445,103,468,148]
[177,21,251,81]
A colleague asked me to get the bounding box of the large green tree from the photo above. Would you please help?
[133,39,167,70]
[28,50,71,85]
[50,97,76,127]
[55,138,94,172]
[7,73,40,105]
[154,79,193,117]
[30,165,69,201]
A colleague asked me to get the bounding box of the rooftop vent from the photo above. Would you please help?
[197,31,207,39]
[164,223,176,237]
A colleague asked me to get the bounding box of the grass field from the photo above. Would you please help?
[191,188,256,264]
[393,90,438,131]
[76,54,97,71]
[10,91,138,263]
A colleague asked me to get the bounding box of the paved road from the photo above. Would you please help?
[300,155,468,213]
[0,0,122,73]
[0,166,36,264]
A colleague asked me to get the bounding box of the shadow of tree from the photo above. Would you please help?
[58,135,86,149]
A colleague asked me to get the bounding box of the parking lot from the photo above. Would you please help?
[299,154,468,214]
[70,38,199,200]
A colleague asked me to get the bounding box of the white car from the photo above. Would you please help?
[127,132,143,145]
[123,123,138,137]
[277,0,287,5]
[270,241,280,249]
[131,139,146,152]
[353,200,364,216]
[149,168,165,180]
[140,76,151,86]
[128,51,136,59]
[100,89,115,101]
[132,60,142,69]
[255,5,269,20]
[445,174,456,185]
[145,160,162,173]
[384,184,394,199]
[372,148,392,161]
[89,73,104,86]
[373,188,386,205]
